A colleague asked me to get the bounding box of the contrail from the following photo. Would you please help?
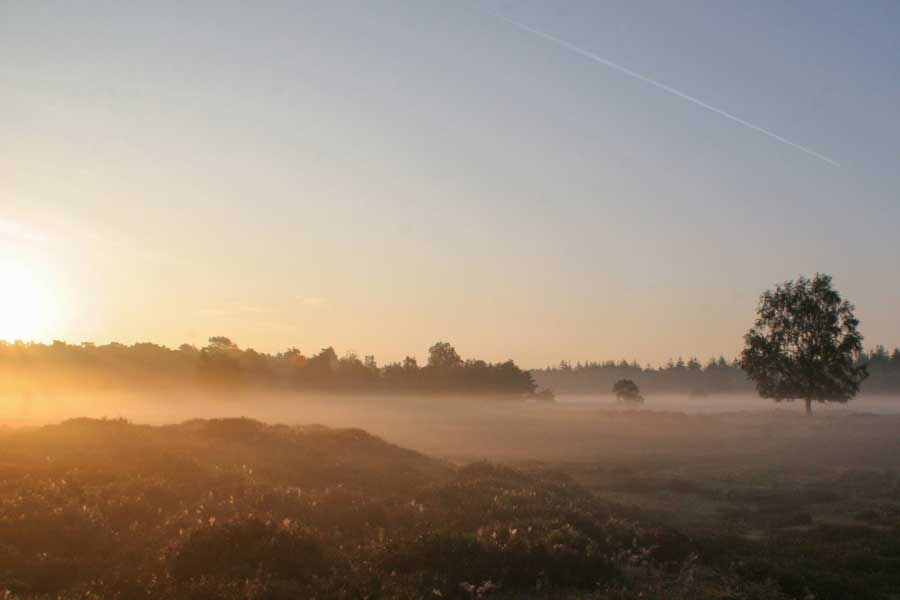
[501,16,840,167]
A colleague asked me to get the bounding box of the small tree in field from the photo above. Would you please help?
[741,274,867,415]
[612,379,643,404]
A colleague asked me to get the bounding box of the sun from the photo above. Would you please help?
[0,259,59,342]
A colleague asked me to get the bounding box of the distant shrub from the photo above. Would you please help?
[612,379,644,404]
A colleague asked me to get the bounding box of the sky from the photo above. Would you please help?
[1,0,899,368]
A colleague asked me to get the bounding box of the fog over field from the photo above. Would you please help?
[556,392,900,415]
[4,390,900,462]
[4,1,900,598]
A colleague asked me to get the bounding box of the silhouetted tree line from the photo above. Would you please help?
[859,346,900,393]
[0,338,537,396]
[532,357,749,396]
[532,347,900,396]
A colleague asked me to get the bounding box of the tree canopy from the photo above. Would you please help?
[0,338,536,397]
[741,274,868,414]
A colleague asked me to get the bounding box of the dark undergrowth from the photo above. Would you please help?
[0,418,898,599]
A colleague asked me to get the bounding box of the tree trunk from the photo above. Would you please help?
[805,398,812,416]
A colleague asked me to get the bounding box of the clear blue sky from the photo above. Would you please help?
[1,1,899,367]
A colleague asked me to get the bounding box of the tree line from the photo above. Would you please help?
[3,338,897,400]
[1,275,894,407]
[531,347,900,396]
[532,357,751,396]
[0,337,537,396]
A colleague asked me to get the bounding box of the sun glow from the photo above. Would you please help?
[0,259,59,342]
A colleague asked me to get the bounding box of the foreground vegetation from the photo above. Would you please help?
[1,416,899,599]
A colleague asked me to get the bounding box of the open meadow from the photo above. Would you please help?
[2,394,900,599]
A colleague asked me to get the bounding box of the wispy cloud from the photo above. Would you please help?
[501,15,841,167]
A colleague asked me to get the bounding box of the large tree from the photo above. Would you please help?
[741,274,867,415]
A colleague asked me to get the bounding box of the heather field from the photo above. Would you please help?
[2,401,899,600]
